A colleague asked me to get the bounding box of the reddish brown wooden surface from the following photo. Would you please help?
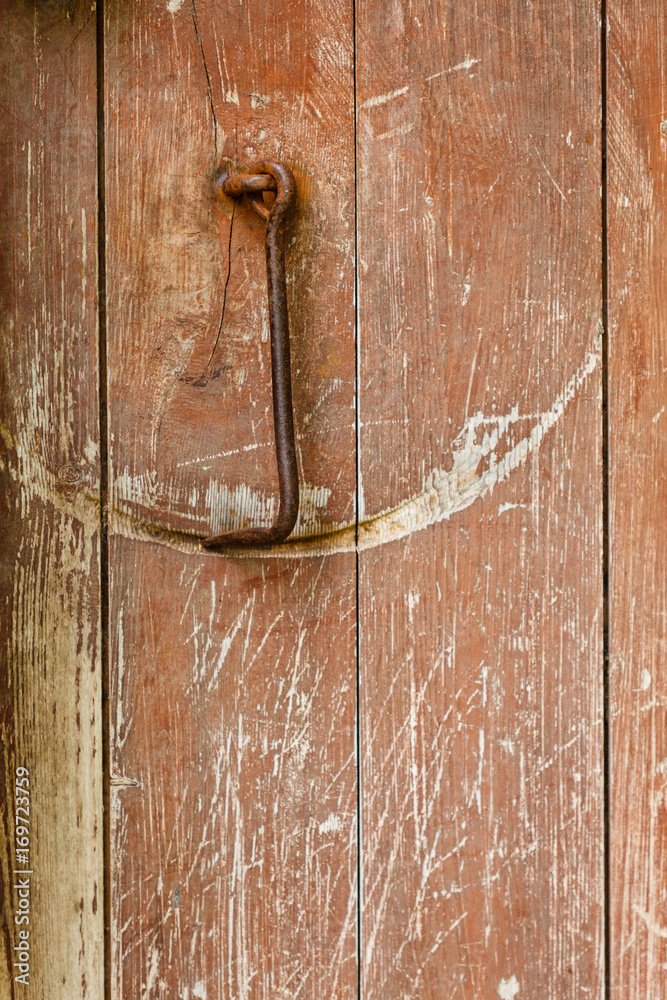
[608,3,667,996]
[3,2,663,993]
[105,0,355,543]
[104,1,357,997]
[0,3,102,998]
[108,547,357,997]
[356,2,604,996]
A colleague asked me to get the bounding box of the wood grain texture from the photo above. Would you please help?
[105,0,356,543]
[0,3,102,998]
[608,2,667,996]
[104,1,357,997]
[356,1,604,996]
[109,545,357,998]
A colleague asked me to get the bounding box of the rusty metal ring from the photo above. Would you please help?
[203,159,299,548]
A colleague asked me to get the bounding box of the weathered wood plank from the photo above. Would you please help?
[356,1,604,995]
[608,3,667,995]
[108,544,357,998]
[104,1,357,996]
[0,3,102,998]
[105,0,356,543]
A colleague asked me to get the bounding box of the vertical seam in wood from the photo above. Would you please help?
[353,0,362,996]
[601,0,611,995]
[96,4,111,999]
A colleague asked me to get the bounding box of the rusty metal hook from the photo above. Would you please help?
[203,159,299,548]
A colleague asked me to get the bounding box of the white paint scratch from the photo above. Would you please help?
[426,57,481,82]
[498,502,527,515]
[533,145,567,202]
[497,974,520,999]
[319,813,343,835]
[407,590,421,624]
[81,208,87,309]
[142,946,160,999]
[114,470,332,539]
[376,122,415,141]
[26,141,31,272]
[633,905,667,939]
[250,92,271,109]
[359,342,600,549]
[176,441,264,468]
[361,85,409,109]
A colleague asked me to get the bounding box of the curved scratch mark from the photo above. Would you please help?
[359,344,599,549]
[109,341,600,559]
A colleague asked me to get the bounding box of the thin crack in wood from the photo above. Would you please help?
[207,201,235,368]
[191,0,218,157]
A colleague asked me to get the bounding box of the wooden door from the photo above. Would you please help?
[1,2,665,998]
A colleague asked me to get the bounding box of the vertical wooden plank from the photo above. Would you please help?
[104,2,357,997]
[0,3,102,999]
[105,0,355,542]
[108,547,357,998]
[608,3,667,996]
[356,1,604,996]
